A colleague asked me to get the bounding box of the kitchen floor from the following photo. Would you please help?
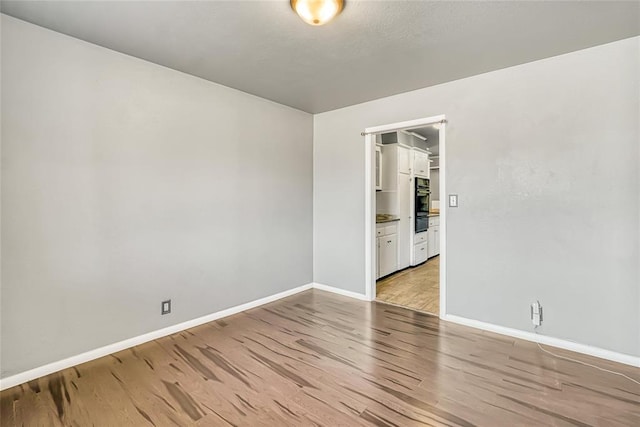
[376,256,439,314]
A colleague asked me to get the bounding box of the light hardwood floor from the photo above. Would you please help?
[2,289,639,426]
[377,256,440,314]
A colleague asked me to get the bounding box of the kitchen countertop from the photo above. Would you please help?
[376,213,438,223]
[376,214,400,224]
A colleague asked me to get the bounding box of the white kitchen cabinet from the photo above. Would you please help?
[375,143,411,273]
[378,234,398,278]
[380,145,397,192]
[375,145,382,190]
[378,144,410,192]
[398,146,411,175]
[413,150,430,178]
[376,222,398,279]
[414,231,428,245]
[412,231,428,266]
[427,216,440,258]
[414,241,428,264]
[433,226,440,256]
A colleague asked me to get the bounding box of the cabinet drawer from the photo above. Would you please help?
[414,232,428,244]
[376,227,384,237]
[384,224,398,236]
[414,242,428,264]
[428,216,439,227]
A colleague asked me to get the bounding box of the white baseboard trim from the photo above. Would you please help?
[0,283,314,391]
[8,285,632,391]
[444,314,640,368]
[312,282,370,301]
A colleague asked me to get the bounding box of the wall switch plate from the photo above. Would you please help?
[448,194,458,207]
[530,301,542,326]
[161,300,171,315]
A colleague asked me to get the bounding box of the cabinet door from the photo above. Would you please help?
[412,151,420,175]
[427,227,435,258]
[414,152,429,177]
[433,225,440,256]
[375,146,382,190]
[379,234,398,277]
[414,241,428,264]
[398,146,411,174]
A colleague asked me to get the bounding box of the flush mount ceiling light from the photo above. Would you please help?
[290,0,344,26]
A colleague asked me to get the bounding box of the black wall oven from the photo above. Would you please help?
[415,178,430,233]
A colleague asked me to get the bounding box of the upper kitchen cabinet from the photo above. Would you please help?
[379,144,412,189]
[381,131,430,177]
[398,145,411,175]
[413,149,430,178]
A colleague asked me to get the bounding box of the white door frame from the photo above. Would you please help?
[364,114,447,319]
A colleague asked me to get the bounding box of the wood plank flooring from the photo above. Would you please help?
[377,256,440,314]
[2,289,639,426]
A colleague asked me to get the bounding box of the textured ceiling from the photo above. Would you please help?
[1,1,638,113]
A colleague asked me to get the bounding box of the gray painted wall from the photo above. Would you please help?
[1,16,313,377]
[313,37,639,356]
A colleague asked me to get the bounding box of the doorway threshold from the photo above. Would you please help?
[374,299,439,317]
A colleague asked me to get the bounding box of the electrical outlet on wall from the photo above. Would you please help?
[531,301,543,326]
[161,300,171,315]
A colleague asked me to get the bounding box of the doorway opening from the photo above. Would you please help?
[364,115,446,318]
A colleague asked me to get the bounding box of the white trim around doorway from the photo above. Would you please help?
[364,115,447,318]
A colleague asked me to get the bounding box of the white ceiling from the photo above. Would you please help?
[1,1,638,113]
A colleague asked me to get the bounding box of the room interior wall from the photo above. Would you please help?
[2,14,638,381]
[313,36,640,357]
[0,15,313,378]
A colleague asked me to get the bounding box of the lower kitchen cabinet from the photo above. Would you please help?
[376,222,398,279]
[412,231,428,266]
[378,234,397,278]
[414,241,428,264]
[427,216,440,258]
